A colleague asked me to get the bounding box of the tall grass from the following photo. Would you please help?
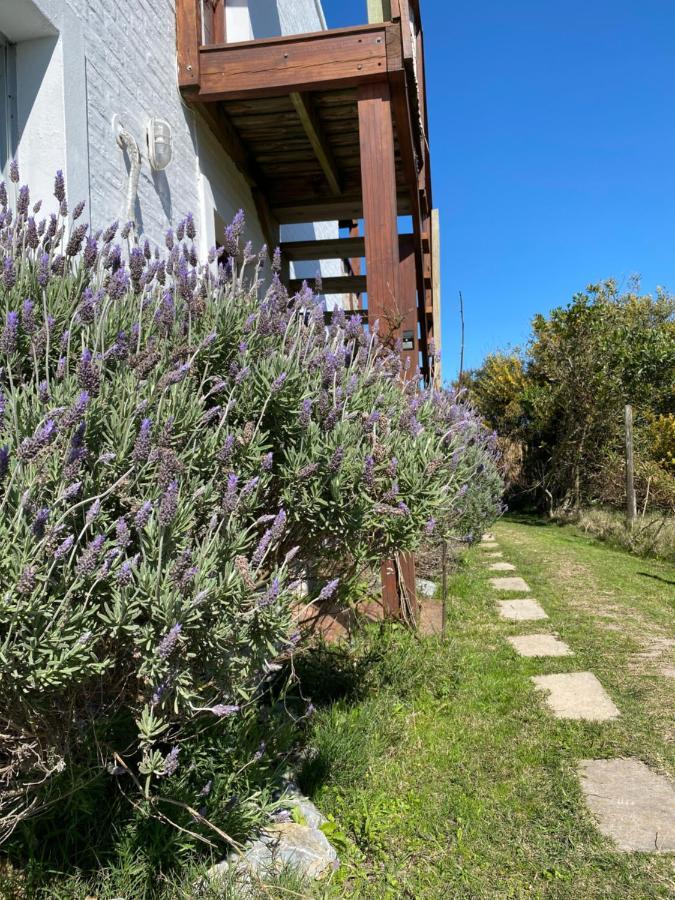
[564,506,675,562]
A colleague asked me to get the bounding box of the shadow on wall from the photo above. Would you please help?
[247,0,282,39]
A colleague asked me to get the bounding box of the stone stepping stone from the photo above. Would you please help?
[507,633,573,657]
[487,551,503,558]
[482,532,495,542]
[498,599,548,621]
[415,577,436,598]
[489,562,516,572]
[480,542,499,550]
[532,672,619,721]
[490,576,531,592]
[578,758,675,852]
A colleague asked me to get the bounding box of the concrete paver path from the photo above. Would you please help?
[532,672,620,721]
[497,599,548,621]
[490,576,531,592]
[578,758,675,852]
[507,634,573,657]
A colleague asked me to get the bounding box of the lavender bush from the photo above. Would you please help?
[0,167,501,840]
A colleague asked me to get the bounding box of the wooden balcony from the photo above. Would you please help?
[176,0,439,387]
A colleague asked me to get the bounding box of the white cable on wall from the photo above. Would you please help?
[114,120,141,226]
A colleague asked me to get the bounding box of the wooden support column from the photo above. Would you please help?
[399,233,419,378]
[358,80,400,333]
[358,78,404,619]
[176,0,202,90]
[398,552,418,623]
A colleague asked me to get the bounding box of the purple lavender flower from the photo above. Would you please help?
[9,159,19,183]
[86,498,101,525]
[21,299,36,335]
[37,253,50,288]
[66,223,88,257]
[32,507,50,539]
[54,534,74,560]
[240,476,259,497]
[257,578,280,609]
[425,517,437,535]
[262,452,273,471]
[17,565,37,595]
[53,169,66,203]
[133,418,152,464]
[363,455,375,490]
[135,500,153,529]
[162,746,180,777]
[117,554,139,586]
[18,419,57,461]
[271,372,287,394]
[329,446,345,473]
[317,579,339,602]
[63,481,82,500]
[251,529,272,569]
[0,311,18,354]
[158,623,182,659]
[75,534,105,578]
[271,508,286,541]
[77,349,101,396]
[115,517,130,548]
[0,446,9,481]
[37,380,50,405]
[158,480,179,526]
[16,185,29,218]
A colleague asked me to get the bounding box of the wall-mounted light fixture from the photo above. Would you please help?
[146,117,172,171]
[402,330,415,352]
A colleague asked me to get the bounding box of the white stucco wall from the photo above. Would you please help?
[1,0,342,293]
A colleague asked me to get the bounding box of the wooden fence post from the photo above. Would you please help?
[625,404,637,527]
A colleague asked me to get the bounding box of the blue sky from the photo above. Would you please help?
[323,0,675,381]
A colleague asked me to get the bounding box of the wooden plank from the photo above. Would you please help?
[399,233,419,378]
[380,558,400,618]
[176,0,201,90]
[368,0,393,22]
[281,236,365,261]
[290,92,342,195]
[287,275,367,295]
[358,80,399,326]
[198,25,394,101]
[431,207,442,384]
[272,190,411,224]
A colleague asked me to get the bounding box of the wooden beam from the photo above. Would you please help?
[368,0,392,22]
[287,275,367,295]
[176,0,201,90]
[431,208,442,385]
[399,233,419,378]
[289,92,342,196]
[358,80,399,327]
[281,236,365,261]
[272,191,411,224]
[198,25,396,102]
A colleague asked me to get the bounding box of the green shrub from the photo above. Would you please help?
[0,167,502,847]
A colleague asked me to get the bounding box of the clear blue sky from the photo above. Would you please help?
[323,0,675,381]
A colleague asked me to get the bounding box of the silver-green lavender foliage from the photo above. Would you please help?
[0,168,501,835]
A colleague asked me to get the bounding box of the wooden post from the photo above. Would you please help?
[367,0,392,22]
[398,552,417,624]
[380,558,399,618]
[431,208,442,386]
[625,404,637,527]
[358,80,400,330]
[176,0,202,90]
[399,234,419,378]
[358,78,402,618]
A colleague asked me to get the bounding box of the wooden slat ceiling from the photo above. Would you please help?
[218,87,407,221]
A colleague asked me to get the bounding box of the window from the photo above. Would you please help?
[0,31,17,179]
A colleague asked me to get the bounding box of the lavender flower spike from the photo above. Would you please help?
[317,578,339,603]
[211,704,241,717]
[158,623,182,659]
[158,480,179,526]
[162,746,180,777]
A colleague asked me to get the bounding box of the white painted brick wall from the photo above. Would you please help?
[9,0,342,289]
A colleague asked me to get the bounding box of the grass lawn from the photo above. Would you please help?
[297,514,675,898]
